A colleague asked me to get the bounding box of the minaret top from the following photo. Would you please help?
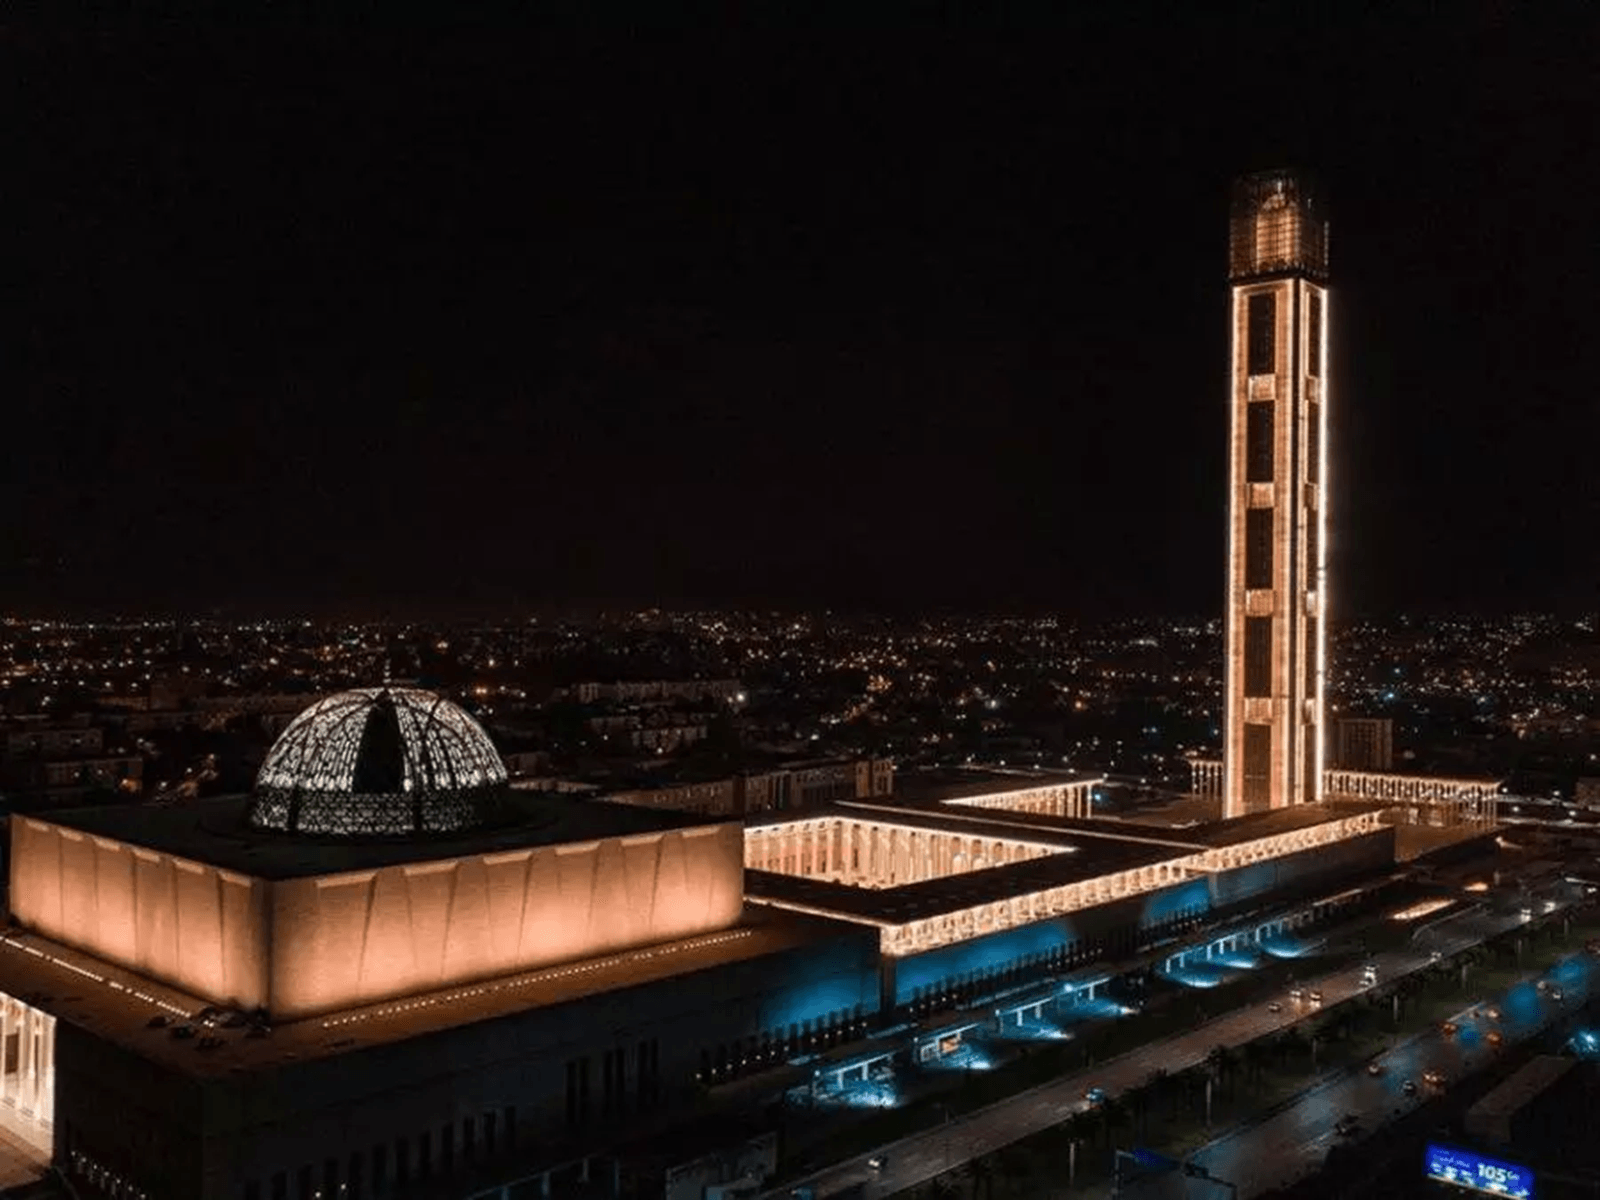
[1229,169,1328,283]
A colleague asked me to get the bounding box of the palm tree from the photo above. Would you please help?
[1102,1097,1133,1150]
[1129,1083,1151,1138]
[1143,1066,1171,1121]
[994,1147,1030,1199]
[1280,1026,1309,1067]
[1217,1044,1243,1096]
[1242,1038,1271,1090]
[970,1156,995,1200]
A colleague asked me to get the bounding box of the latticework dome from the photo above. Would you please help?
[246,688,509,837]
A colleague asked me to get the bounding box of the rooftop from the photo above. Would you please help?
[745,833,1173,924]
[743,800,1389,926]
[0,908,846,1080]
[891,767,1100,807]
[38,791,728,881]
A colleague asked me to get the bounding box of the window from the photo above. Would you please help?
[346,1154,363,1200]
[1244,617,1273,697]
[1306,403,1321,484]
[1307,291,1322,377]
[394,1137,410,1186]
[440,1124,455,1174]
[484,1111,497,1156]
[296,1166,313,1200]
[417,1131,431,1179]
[271,1173,288,1200]
[1242,723,1272,810]
[1304,618,1319,700]
[1245,508,1273,589]
[462,1117,476,1162]
[322,1159,338,1199]
[371,1146,386,1194]
[1304,515,1319,578]
[1247,292,1276,375]
[503,1106,517,1149]
[1246,402,1274,482]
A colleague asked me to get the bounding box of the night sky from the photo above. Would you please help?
[11,11,1599,617]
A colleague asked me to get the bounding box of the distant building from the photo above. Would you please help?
[1333,717,1394,772]
[0,720,143,807]
[586,711,710,754]
[1222,170,1330,818]
[738,758,895,814]
[554,679,744,707]
[3,717,102,760]
[591,757,895,818]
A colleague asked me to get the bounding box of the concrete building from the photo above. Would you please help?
[1222,170,1330,818]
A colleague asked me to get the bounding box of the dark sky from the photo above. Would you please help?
[10,10,1599,618]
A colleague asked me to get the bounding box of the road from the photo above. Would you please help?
[1124,944,1595,1198]
[760,899,1569,1200]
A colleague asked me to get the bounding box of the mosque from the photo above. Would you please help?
[0,170,1471,1200]
[0,685,1399,1200]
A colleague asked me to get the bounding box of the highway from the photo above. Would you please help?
[761,900,1563,1200]
[1124,943,1595,1197]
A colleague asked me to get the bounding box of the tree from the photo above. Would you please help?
[1242,1038,1271,1090]
[1129,1081,1152,1137]
[1280,1027,1309,1066]
[994,1148,1031,1199]
[1102,1098,1133,1150]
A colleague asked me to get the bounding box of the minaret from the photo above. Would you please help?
[1222,170,1329,818]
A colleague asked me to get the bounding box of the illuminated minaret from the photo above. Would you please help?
[1222,170,1329,818]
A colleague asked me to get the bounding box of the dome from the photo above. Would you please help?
[246,687,510,838]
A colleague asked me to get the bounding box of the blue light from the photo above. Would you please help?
[1160,964,1230,989]
[1423,1144,1532,1199]
[892,921,1076,1004]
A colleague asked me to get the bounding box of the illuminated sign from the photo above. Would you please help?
[1424,1144,1533,1198]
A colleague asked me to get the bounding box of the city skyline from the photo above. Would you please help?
[10,13,1597,619]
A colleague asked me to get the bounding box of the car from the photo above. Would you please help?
[1440,1021,1459,1037]
[1289,987,1304,1001]
[1267,1001,1284,1014]
[1486,1030,1504,1047]
[867,1156,887,1173]
[1402,1079,1418,1096]
[1423,1070,1447,1088]
[1484,1006,1502,1021]
[1335,1114,1362,1136]
[1366,1060,1385,1076]
[1550,987,1564,1002]
[1308,990,1323,1005]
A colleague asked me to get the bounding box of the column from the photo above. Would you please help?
[0,999,12,1108]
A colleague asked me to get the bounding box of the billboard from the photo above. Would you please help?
[1424,1144,1533,1198]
